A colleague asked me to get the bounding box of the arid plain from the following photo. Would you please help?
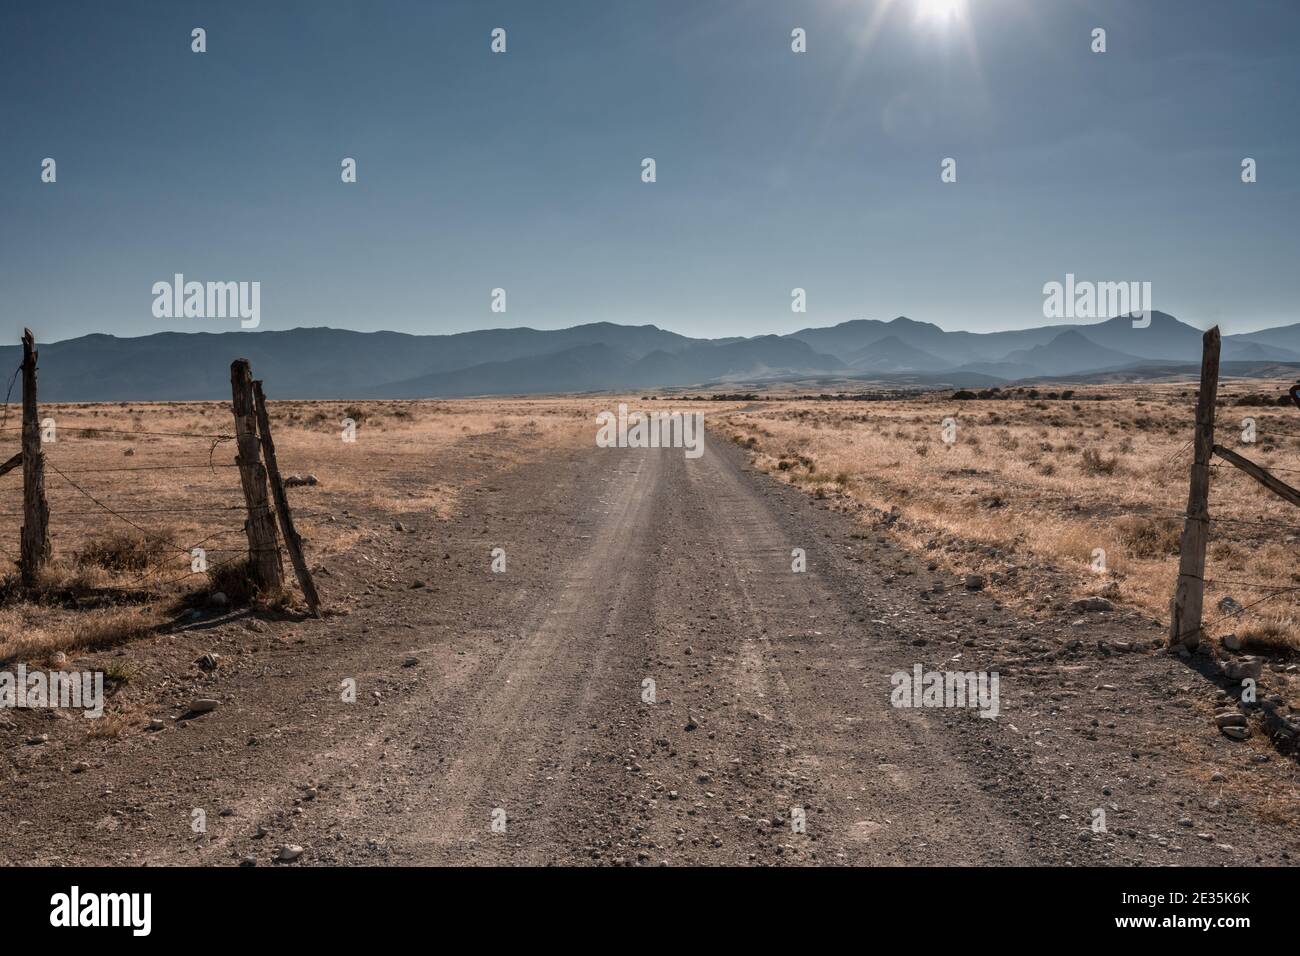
[1,383,1297,865]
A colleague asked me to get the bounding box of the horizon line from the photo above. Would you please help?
[9,309,1293,349]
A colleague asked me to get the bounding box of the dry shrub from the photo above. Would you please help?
[1238,614,1300,655]
[205,557,259,606]
[86,711,130,738]
[77,529,176,572]
[1080,448,1120,475]
[1115,515,1181,558]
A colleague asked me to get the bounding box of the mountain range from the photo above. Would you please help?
[3,312,1298,402]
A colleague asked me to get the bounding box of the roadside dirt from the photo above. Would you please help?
[1,428,1297,866]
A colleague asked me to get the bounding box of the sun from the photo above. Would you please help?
[917,0,966,21]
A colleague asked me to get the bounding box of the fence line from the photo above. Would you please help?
[2,331,322,615]
[1169,325,1300,648]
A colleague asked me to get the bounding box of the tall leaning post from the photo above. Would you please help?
[1169,325,1220,649]
[19,329,51,586]
[230,359,284,593]
[252,380,322,616]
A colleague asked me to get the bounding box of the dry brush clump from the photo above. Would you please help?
[202,557,261,608]
[76,528,179,573]
[1237,613,1300,655]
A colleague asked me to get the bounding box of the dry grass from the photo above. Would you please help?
[1238,613,1300,655]
[0,397,602,661]
[719,381,1300,649]
[76,528,179,573]
[0,606,155,666]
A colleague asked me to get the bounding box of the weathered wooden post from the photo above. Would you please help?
[230,359,283,592]
[1169,326,1220,648]
[252,380,322,616]
[20,329,51,586]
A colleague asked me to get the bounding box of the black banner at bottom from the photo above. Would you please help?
[0,865,1281,942]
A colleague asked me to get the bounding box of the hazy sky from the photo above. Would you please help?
[3,0,1298,344]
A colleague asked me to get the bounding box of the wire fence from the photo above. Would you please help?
[1,408,258,595]
[1160,424,1300,646]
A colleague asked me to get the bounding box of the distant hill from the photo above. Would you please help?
[1228,323,1300,355]
[847,335,953,371]
[365,335,846,398]
[1221,338,1300,363]
[2,310,1296,401]
[983,330,1149,377]
[0,324,706,401]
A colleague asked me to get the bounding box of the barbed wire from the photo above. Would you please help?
[0,426,233,440]
[37,458,269,566]
[0,505,253,516]
[1201,577,1299,593]
[0,389,340,601]
[1162,438,1194,467]
[1145,505,1300,535]
[146,548,252,590]
[47,462,241,474]
[1169,585,1300,645]
[0,363,21,437]
[1226,459,1300,476]
[1130,435,1298,638]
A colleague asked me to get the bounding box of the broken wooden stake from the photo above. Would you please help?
[230,359,284,593]
[1212,444,1300,509]
[252,380,322,616]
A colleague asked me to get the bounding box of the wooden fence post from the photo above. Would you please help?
[230,359,283,592]
[252,380,322,616]
[20,329,51,586]
[1169,326,1220,648]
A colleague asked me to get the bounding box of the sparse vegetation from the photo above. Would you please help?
[77,529,177,573]
[1238,614,1300,655]
[0,608,154,665]
[204,557,259,607]
[722,380,1300,650]
[1079,447,1120,475]
[1115,514,1182,558]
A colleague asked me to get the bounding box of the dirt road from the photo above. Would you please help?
[2,430,1297,866]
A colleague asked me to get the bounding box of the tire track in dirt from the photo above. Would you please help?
[397,451,665,863]
[568,437,1039,864]
[672,439,1036,864]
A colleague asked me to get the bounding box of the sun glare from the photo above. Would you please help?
[918,0,966,21]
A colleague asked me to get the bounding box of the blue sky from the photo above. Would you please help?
[2,0,1298,343]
